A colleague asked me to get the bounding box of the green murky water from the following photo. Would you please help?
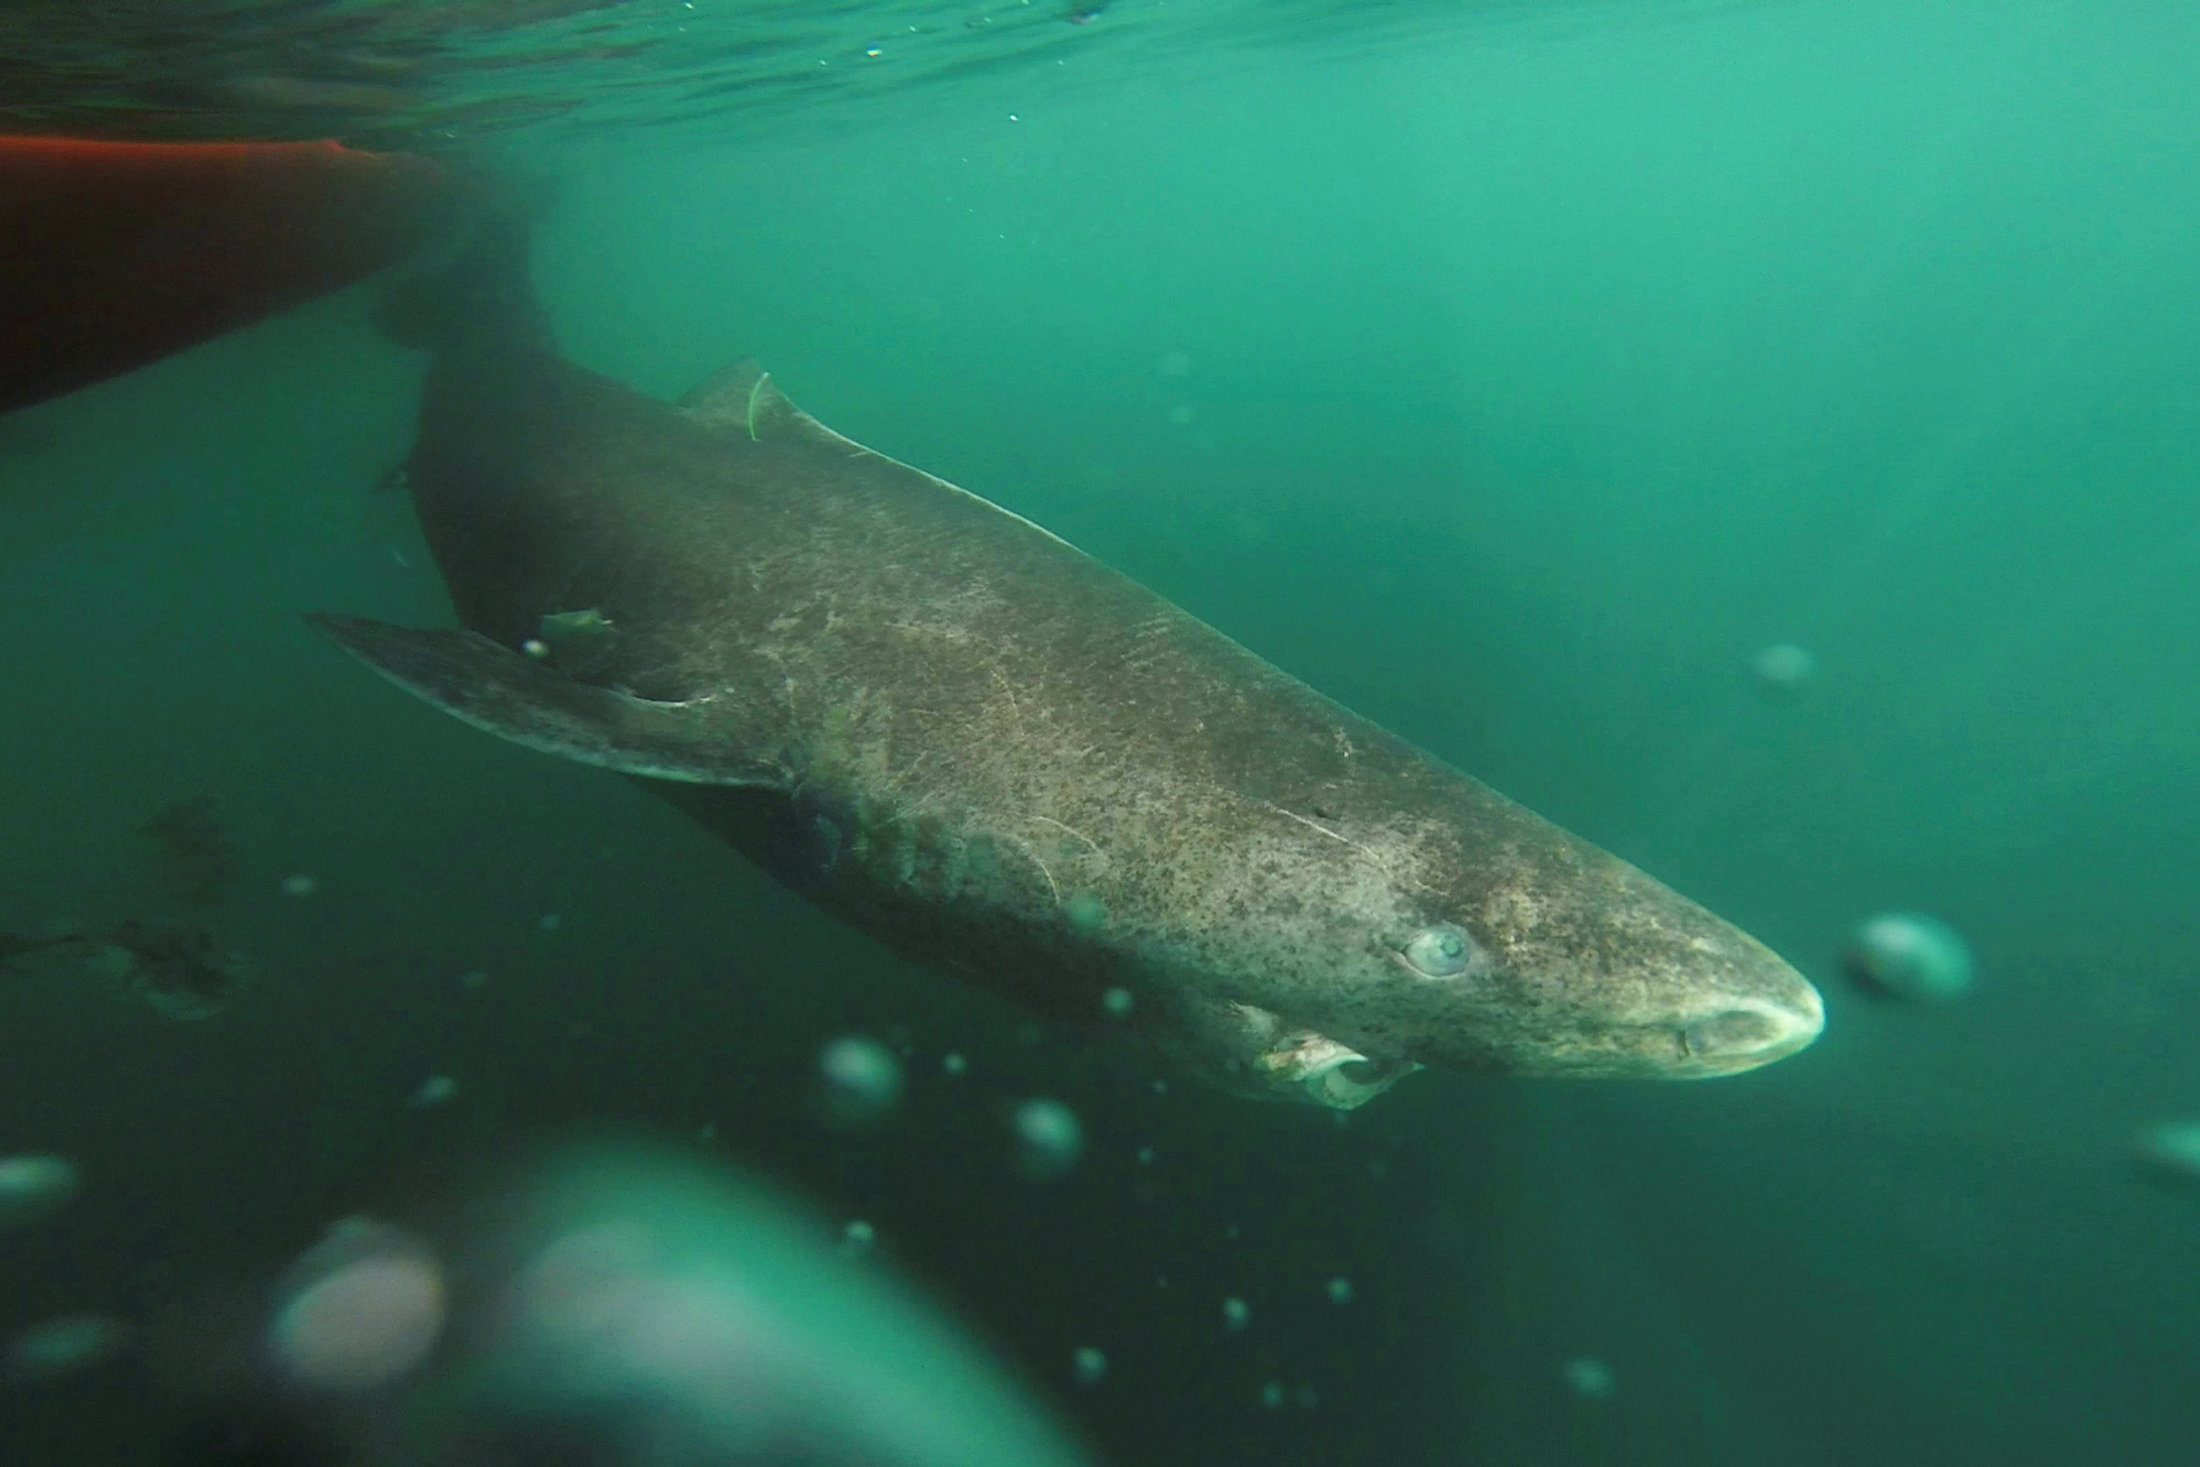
[4,0,2198,1461]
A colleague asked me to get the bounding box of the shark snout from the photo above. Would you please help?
[1676,980,1824,1075]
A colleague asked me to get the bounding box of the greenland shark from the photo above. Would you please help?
[311,221,1822,1109]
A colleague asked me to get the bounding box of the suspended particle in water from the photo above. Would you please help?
[1843,912,1974,1002]
[1135,1146,1155,1166]
[1325,1276,1353,1305]
[1100,987,1133,1020]
[819,1036,905,1128]
[8,1314,127,1381]
[411,1075,458,1109]
[942,1051,968,1078]
[841,1219,876,1256]
[1563,1355,1617,1400]
[459,969,490,991]
[2131,1120,2200,1187]
[1064,892,1108,934]
[280,874,319,898]
[1220,1296,1251,1331]
[1295,1385,1319,1408]
[1072,1346,1107,1385]
[269,1218,445,1393]
[1010,1098,1083,1181]
[0,1154,80,1225]
[1260,1381,1286,1408]
[538,913,563,933]
[1751,642,1816,694]
[522,638,550,659]
[1158,350,1194,378]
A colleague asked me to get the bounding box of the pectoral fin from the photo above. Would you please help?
[306,613,781,787]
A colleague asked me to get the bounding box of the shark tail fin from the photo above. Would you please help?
[373,188,550,351]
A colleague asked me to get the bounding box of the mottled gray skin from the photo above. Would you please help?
[318,241,1821,1107]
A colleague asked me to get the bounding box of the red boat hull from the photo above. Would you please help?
[1,136,467,415]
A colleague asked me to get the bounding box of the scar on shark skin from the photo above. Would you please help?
[1262,801,1444,899]
[874,750,940,805]
[990,666,1029,741]
[1003,832,1064,907]
[1027,813,1102,858]
[1264,801,1375,856]
[1004,811,1106,908]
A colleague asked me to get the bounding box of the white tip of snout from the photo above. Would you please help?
[1679,983,1823,1074]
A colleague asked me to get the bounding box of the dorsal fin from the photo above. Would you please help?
[679,360,866,454]
[682,360,1083,554]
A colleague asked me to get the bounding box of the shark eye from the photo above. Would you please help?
[1401,923,1476,978]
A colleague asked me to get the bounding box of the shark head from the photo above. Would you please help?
[1130,752,1822,1108]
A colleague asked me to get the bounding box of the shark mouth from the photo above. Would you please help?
[1252,1030,1423,1110]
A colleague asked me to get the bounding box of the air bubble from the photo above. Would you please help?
[820,1036,904,1127]
[1843,912,1974,1002]
[1563,1355,1617,1400]
[1011,1099,1083,1181]
[1751,642,1816,693]
[411,1075,458,1109]
[0,1155,79,1225]
[270,1221,444,1393]
[9,1314,127,1381]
